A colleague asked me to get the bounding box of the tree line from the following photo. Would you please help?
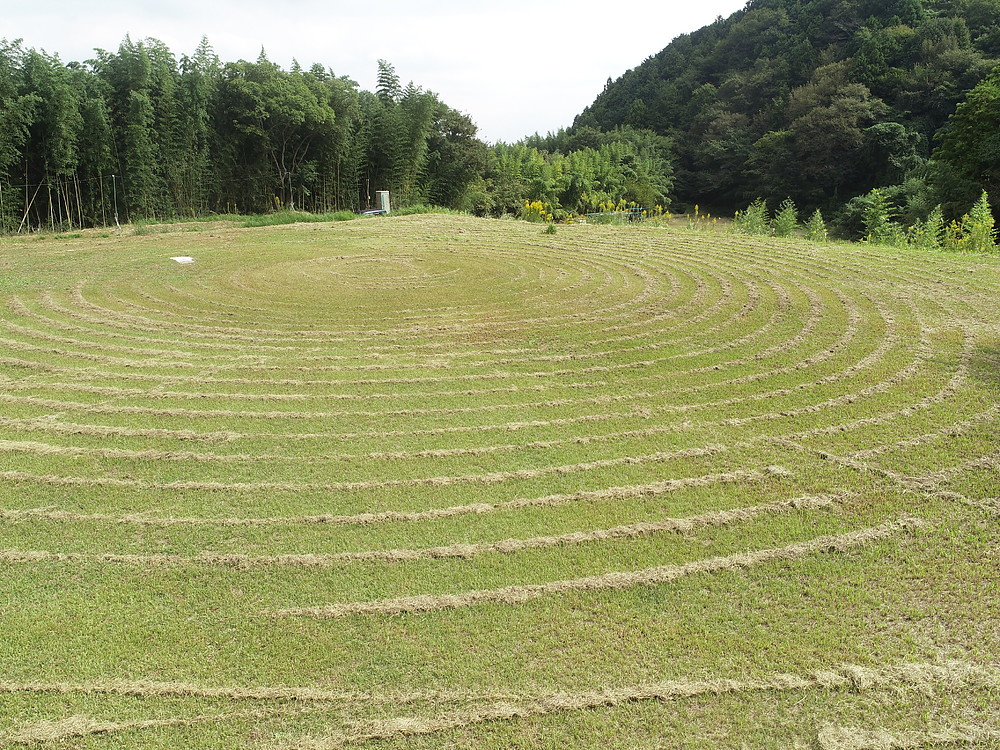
[0,37,674,232]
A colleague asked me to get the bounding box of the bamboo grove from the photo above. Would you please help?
[0,37,675,231]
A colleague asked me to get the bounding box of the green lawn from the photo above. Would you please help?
[0,214,997,748]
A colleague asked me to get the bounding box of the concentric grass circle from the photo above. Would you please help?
[0,215,998,748]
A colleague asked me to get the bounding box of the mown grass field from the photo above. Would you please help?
[0,214,997,749]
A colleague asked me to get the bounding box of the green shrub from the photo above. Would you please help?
[772,198,798,237]
[733,199,770,236]
[862,189,906,246]
[964,191,997,253]
[804,209,828,243]
[907,205,944,250]
[940,192,997,253]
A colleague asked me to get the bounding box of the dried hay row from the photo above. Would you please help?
[0,678,513,705]
[270,516,918,619]
[0,438,264,463]
[0,325,935,455]
[36,290,318,345]
[188,257,753,353]
[2,311,255,362]
[13,293,288,351]
[0,335,889,422]
[289,659,996,748]
[176,255,673,335]
[712,325,956,430]
[771,437,1000,494]
[0,301,887,422]
[0,340,902,422]
[0,493,839,568]
[3,707,295,746]
[0,273,876,387]
[928,491,1000,516]
[0,415,241,443]
[52,248,812,348]
[0,301,869,406]
[70,271,658,340]
[0,377,556,403]
[0,444,730,493]
[592,265,748,336]
[17,292,836,388]
[0,329,843,385]
[89,272,758,364]
[0,430,720,464]
[0,322,943,453]
[0,334,203,369]
[6,715,195,745]
[897,451,1000,490]
[180,250,613,322]
[0,466,786,528]
[817,722,1000,749]
[47,230,912,351]
[145,236,856,342]
[768,440,894,480]
[848,403,1000,459]
[776,340,971,444]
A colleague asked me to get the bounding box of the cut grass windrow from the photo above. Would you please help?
[3,707,300,747]
[1,216,997,749]
[0,493,842,567]
[0,444,732,492]
[268,516,921,618]
[0,679,519,705]
[816,722,1000,750]
[286,659,997,748]
[0,466,789,527]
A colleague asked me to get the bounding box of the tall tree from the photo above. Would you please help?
[216,54,335,211]
[933,63,1000,213]
[0,40,38,230]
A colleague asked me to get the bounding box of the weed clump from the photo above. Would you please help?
[734,199,770,236]
[773,198,798,237]
[804,209,828,242]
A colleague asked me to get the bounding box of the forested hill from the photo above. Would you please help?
[572,0,1000,216]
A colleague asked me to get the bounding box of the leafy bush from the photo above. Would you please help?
[772,198,798,237]
[942,191,997,253]
[906,204,944,250]
[862,189,907,246]
[521,200,554,223]
[733,199,770,236]
[804,209,828,242]
[964,191,997,253]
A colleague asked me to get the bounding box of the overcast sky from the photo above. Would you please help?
[6,0,747,143]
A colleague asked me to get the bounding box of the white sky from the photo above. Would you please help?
[5,0,747,143]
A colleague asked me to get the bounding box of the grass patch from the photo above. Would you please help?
[0,214,997,748]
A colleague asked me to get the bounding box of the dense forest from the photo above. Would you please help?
[0,38,672,231]
[569,0,1000,231]
[3,0,1000,236]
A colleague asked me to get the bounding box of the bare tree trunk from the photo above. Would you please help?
[19,181,44,233]
[99,174,107,227]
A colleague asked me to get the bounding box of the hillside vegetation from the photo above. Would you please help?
[5,1,1000,236]
[0,214,997,747]
[571,0,1000,224]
